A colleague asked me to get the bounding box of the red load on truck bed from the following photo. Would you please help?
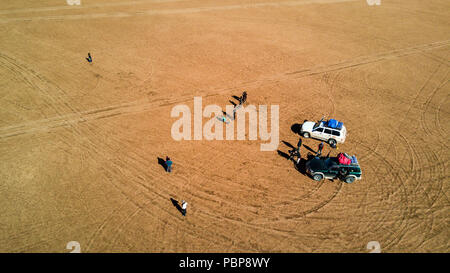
[338,153,352,165]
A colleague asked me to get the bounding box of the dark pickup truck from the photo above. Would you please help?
[305,156,362,183]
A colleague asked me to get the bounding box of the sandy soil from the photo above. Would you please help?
[0,0,448,252]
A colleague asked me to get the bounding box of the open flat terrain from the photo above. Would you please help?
[0,0,449,252]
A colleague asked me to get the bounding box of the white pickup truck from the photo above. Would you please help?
[300,118,347,145]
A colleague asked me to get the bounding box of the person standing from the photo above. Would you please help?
[295,153,301,164]
[296,142,301,163]
[317,142,324,157]
[165,156,173,173]
[297,137,302,149]
[232,103,242,120]
[181,200,188,216]
[288,149,296,161]
[238,96,244,105]
[242,91,247,104]
[288,146,301,163]
[221,115,229,124]
[86,52,92,63]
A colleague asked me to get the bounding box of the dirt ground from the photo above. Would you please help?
[0,0,448,253]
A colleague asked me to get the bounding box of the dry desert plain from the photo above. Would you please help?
[0,0,449,252]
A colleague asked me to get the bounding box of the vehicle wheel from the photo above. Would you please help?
[328,138,336,146]
[313,174,323,181]
[303,132,310,138]
[345,176,355,183]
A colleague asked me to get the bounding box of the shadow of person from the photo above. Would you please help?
[157,157,167,171]
[170,198,183,215]
[277,150,290,160]
[277,148,314,177]
[282,140,294,149]
[229,100,237,107]
[303,144,316,153]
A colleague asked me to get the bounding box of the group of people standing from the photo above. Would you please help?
[287,139,332,164]
[164,91,248,217]
[221,91,248,123]
[288,138,303,164]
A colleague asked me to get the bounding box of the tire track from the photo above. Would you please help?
[0,52,155,239]
[0,43,445,250]
[101,132,333,239]
[419,64,449,140]
[352,136,412,251]
[360,118,447,251]
[77,123,225,250]
[320,72,339,118]
[187,135,334,220]
[0,0,359,24]
[284,181,343,219]
[386,141,445,250]
[355,60,443,248]
[3,40,449,140]
[355,126,381,163]
[0,53,75,111]
[412,135,447,212]
[421,52,450,68]
[85,201,130,252]
[0,41,444,250]
[383,61,443,157]
[354,70,391,163]
[0,54,62,118]
[0,0,192,15]
[380,130,421,250]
